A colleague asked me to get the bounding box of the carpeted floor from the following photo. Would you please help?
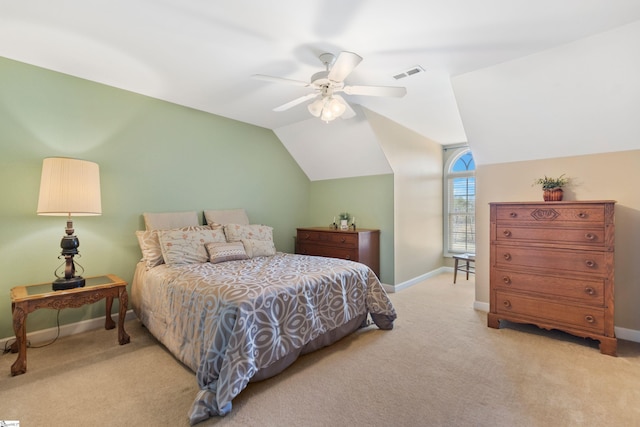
[2,272,640,426]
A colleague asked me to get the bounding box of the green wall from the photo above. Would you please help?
[307,175,394,285]
[0,57,311,339]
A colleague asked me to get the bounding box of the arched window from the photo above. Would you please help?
[444,147,475,255]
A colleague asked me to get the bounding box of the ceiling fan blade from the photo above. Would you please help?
[328,51,362,82]
[343,84,407,97]
[273,93,319,112]
[252,74,310,87]
[333,95,356,119]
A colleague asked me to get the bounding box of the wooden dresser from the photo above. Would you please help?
[488,201,616,356]
[296,227,380,278]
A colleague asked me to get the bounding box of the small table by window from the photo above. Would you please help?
[453,253,475,284]
[9,274,130,376]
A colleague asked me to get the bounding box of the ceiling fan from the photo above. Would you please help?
[253,51,407,122]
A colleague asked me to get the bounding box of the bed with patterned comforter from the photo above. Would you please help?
[131,251,396,424]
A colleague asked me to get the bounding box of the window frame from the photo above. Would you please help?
[443,146,476,257]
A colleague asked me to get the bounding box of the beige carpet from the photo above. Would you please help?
[2,272,640,426]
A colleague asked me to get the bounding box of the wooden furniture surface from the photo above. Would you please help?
[488,201,616,356]
[10,274,130,375]
[296,227,380,278]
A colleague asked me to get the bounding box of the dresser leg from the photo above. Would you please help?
[487,313,500,329]
[599,337,617,357]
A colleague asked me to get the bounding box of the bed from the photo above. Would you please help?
[131,210,397,425]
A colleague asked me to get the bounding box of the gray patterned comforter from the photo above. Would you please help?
[132,252,396,424]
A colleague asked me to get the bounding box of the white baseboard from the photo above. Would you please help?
[1,309,137,350]
[474,301,490,312]
[388,267,450,293]
[614,326,640,343]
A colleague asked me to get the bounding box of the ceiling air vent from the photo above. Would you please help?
[393,65,425,80]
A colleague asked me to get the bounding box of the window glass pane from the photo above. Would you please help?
[452,152,475,172]
[444,147,476,255]
[448,176,476,253]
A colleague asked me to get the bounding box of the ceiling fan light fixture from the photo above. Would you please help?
[307,98,324,117]
[318,97,346,123]
[327,97,346,116]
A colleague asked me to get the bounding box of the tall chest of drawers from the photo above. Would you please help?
[296,227,380,278]
[488,201,616,356]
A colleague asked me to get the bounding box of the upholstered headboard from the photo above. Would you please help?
[204,208,249,226]
[143,211,199,230]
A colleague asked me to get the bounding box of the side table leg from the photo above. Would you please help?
[105,296,115,330]
[118,287,130,345]
[11,304,27,376]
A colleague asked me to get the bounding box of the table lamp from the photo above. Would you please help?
[37,157,102,290]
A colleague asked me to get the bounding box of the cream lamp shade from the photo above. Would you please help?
[37,157,102,216]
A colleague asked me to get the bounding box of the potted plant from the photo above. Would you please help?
[339,212,350,230]
[532,174,569,201]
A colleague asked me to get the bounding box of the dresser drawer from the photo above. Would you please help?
[491,269,605,305]
[296,242,358,261]
[495,225,605,247]
[493,245,608,276]
[296,230,358,247]
[495,291,605,334]
[495,204,606,224]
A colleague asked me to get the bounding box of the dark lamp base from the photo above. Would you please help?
[52,276,86,291]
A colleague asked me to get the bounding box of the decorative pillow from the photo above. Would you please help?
[204,208,249,227]
[224,224,273,243]
[143,211,199,230]
[205,242,248,264]
[158,227,226,265]
[136,225,213,269]
[242,239,276,258]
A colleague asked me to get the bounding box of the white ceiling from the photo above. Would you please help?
[2,1,640,156]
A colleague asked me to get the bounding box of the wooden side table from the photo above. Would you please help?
[10,274,130,376]
[453,253,475,284]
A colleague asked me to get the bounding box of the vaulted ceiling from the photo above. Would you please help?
[3,1,640,178]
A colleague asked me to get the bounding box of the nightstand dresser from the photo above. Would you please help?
[10,274,130,375]
[296,227,380,278]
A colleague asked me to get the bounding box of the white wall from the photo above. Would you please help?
[451,19,640,166]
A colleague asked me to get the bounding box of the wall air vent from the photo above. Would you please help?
[393,65,425,80]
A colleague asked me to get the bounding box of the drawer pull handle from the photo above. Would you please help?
[503,300,511,308]
[585,315,595,323]
[509,212,517,218]
[341,238,346,243]
[502,276,511,284]
[503,253,512,261]
[345,255,351,260]
[578,212,587,218]
[502,230,512,237]
[584,233,595,240]
[584,287,595,296]
[585,260,596,268]
[303,234,310,239]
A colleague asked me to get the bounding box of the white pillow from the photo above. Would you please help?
[136,225,213,269]
[158,227,226,265]
[224,224,273,243]
[242,239,276,258]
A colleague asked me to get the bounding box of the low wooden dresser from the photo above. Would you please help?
[296,227,380,278]
[488,201,616,356]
